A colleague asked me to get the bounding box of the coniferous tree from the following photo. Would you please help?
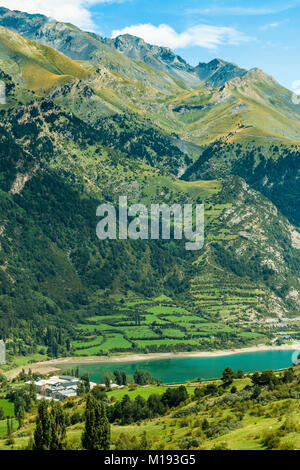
[121,372,127,386]
[82,374,90,393]
[139,431,148,450]
[33,400,52,450]
[221,367,235,385]
[50,402,67,450]
[33,400,67,450]
[16,404,25,429]
[7,417,11,436]
[77,374,91,395]
[82,394,110,450]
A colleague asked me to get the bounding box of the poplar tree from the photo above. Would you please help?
[81,394,110,450]
[6,417,11,436]
[50,401,67,450]
[33,400,67,450]
[33,400,52,450]
[16,404,25,429]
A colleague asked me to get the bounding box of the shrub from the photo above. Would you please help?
[280,418,300,434]
[262,431,281,450]
[212,442,229,450]
[177,437,202,450]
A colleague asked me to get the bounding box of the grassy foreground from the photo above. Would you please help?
[0,365,300,450]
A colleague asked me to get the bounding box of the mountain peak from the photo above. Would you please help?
[105,33,203,86]
[196,58,247,87]
[115,34,148,47]
[246,67,275,81]
[207,58,226,67]
[110,33,186,64]
[227,67,277,89]
[0,6,70,25]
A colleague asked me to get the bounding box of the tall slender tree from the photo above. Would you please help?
[82,394,110,450]
[33,400,67,450]
[50,401,67,450]
[33,400,52,450]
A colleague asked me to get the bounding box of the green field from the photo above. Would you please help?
[0,399,14,417]
[146,306,191,315]
[107,386,196,401]
[72,293,268,356]
[101,334,132,352]
[73,336,104,349]
[0,418,17,438]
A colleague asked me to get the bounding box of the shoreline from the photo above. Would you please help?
[6,343,300,378]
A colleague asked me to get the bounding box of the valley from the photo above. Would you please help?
[0,6,298,371]
[0,3,299,453]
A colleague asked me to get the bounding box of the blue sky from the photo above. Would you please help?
[1,0,300,89]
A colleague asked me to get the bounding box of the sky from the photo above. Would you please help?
[0,0,300,89]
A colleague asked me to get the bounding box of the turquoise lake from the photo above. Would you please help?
[57,350,297,384]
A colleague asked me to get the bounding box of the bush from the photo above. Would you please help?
[262,431,281,450]
[204,416,241,439]
[280,418,300,434]
[70,411,84,425]
[177,437,202,450]
[278,440,296,451]
[212,442,229,450]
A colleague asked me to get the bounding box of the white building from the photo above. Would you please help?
[0,340,5,364]
[27,375,97,402]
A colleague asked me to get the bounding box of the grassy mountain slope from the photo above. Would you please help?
[0,25,90,93]
[0,7,189,94]
[1,6,300,139]
[146,68,300,147]
[1,365,300,450]
[180,70,300,225]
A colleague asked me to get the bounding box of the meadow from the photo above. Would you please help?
[73,293,268,357]
[1,368,300,451]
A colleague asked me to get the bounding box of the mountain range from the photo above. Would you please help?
[0,7,299,360]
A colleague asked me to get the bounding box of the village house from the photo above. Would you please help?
[27,375,97,402]
[0,340,5,364]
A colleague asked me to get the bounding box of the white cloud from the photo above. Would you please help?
[0,0,119,30]
[291,80,300,104]
[261,20,287,30]
[112,23,252,50]
[291,80,300,94]
[263,22,280,29]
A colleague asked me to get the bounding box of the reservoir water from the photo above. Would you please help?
[57,350,297,384]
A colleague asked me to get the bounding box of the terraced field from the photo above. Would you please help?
[71,191,277,356]
[188,272,269,321]
[73,294,268,356]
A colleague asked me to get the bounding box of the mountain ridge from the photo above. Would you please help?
[0,7,250,89]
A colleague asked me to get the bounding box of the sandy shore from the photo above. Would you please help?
[6,343,300,378]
